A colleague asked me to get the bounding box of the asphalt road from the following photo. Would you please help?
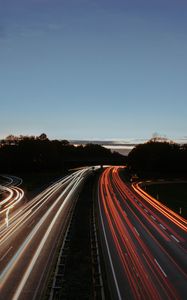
[0,168,92,300]
[98,166,187,300]
[0,175,24,227]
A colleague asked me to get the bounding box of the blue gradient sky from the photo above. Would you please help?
[0,0,187,140]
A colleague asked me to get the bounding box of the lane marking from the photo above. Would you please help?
[0,246,13,261]
[151,215,156,221]
[0,173,86,286]
[0,170,90,298]
[154,259,167,277]
[134,227,140,236]
[98,188,122,300]
[0,178,74,245]
[171,234,180,243]
[144,209,148,213]
[159,224,166,230]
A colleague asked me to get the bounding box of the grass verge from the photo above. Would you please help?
[145,183,187,218]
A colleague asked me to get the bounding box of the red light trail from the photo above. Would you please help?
[98,166,187,299]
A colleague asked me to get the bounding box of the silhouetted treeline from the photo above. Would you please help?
[0,137,126,173]
[128,141,187,178]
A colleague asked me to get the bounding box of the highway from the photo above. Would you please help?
[98,166,187,300]
[0,175,24,227]
[0,168,92,300]
[0,175,23,187]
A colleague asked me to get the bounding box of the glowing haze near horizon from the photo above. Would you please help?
[0,0,187,141]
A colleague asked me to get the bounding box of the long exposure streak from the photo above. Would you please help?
[98,167,187,300]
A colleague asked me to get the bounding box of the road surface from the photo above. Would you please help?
[0,168,92,300]
[98,166,187,300]
[0,175,24,227]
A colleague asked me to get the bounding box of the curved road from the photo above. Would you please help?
[0,175,24,227]
[98,166,187,300]
[0,168,93,300]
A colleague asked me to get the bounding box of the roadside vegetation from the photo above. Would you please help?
[127,139,187,218]
[128,139,187,179]
[0,134,126,174]
[19,170,68,199]
[144,183,187,218]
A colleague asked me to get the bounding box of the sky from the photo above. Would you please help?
[0,0,187,141]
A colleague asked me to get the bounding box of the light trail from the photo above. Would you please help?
[0,186,14,206]
[0,172,83,286]
[132,182,187,232]
[0,172,79,238]
[0,176,25,228]
[98,166,187,300]
[0,170,83,241]
[0,167,93,300]
[12,175,84,300]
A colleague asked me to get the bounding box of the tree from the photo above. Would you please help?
[38,133,48,140]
